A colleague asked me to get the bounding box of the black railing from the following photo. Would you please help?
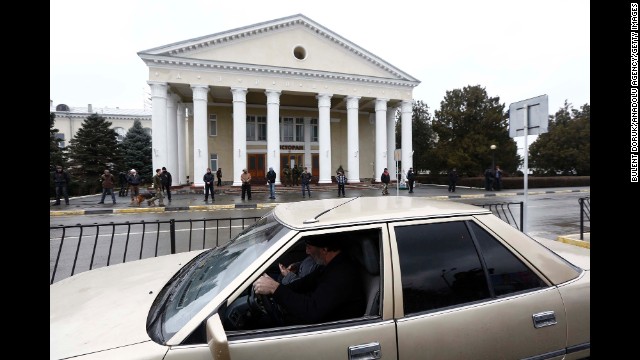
[50,216,261,284]
[472,201,524,232]
[579,197,590,240]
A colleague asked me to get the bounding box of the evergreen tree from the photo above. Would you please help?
[395,100,437,173]
[50,112,67,170]
[66,113,122,193]
[529,101,590,175]
[432,85,520,176]
[121,119,153,181]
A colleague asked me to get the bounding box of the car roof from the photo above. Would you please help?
[273,196,491,230]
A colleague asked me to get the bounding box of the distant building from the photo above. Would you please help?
[50,100,152,148]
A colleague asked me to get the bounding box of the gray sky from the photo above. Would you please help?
[50,0,590,117]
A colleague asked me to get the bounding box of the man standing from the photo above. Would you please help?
[52,165,70,206]
[203,168,215,202]
[216,168,222,187]
[148,168,165,207]
[292,164,300,186]
[448,168,459,193]
[161,167,172,202]
[406,167,416,193]
[494,165,502,191]
[127,169,141,206]
[98,169,117,204]
[336,170,347,197]
[118,171,128,197]
[266,167,277,199]
[301,167,312,198]
[241,168,252,200]
[380,168,390,195]
[282,165,291,187]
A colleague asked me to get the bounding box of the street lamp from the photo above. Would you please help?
[490,144,496,172]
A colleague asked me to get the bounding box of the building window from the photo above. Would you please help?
[144,128,152,137]
[295,118,304,141]
[210,153,218,172]
[55,133,65,148]
[246,115,267,141]
[280,117,304,142]
[310,118,318,142]
[209,114,217,136]
[114,127,126,143]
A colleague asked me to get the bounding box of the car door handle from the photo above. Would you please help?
[532,311,557,328]
[348,342,381,360]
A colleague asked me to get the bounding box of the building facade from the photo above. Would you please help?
[138,14,420,186]
[50,101,152,148]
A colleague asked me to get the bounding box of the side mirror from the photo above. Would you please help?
[206,313,230,360]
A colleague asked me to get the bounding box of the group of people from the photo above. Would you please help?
[281,164,303,187]
[484,165,503,191]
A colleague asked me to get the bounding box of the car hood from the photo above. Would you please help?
[50,250,205,359]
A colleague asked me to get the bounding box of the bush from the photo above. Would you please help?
[414,175,590,189]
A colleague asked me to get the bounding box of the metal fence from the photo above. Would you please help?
[472,201,524,232]
[579,197,590,240]
[50,216,260,284]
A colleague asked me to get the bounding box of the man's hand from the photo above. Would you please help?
[253,273,279,295]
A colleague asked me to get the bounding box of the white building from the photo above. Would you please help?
[138,14,420,187]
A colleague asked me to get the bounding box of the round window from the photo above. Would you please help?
[293,46,306,60]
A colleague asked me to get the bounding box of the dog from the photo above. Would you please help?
[133,192,155,207]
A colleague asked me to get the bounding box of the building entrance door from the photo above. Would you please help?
[248,154,265,180]
[280,154,304,170]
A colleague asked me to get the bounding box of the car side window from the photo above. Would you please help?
[468,222,547,296]
[394,221,490,315]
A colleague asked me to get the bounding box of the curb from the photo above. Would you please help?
[557,235,590,249]
[50,188,590,216]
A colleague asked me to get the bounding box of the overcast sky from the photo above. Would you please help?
[50,0,589,118]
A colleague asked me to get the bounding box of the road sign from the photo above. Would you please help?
[509,95,549,137]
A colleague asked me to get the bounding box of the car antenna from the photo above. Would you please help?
[303,197,360,224]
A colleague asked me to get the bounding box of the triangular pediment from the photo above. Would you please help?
[139,14,419,84]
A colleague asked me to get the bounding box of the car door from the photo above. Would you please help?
[389,218,568,360]
[178,225,398,360]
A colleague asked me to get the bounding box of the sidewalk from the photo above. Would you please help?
[50,184,590,247]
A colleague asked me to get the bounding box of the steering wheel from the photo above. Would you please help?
[248,284,285,326]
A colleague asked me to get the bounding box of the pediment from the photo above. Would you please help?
[139,14,419,84]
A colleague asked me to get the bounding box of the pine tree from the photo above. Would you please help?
[67,113,122,194]
[395,100,437,173]
[121,119,153,182]
[50,112,66,170]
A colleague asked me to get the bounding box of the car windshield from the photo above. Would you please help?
[147,212,288,342]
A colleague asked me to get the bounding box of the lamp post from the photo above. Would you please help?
[490,144,496,172]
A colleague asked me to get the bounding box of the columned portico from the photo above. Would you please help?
[375,98,388,181]
[317,93,333,184]
[177,102,186,185]
[266,90,281,185]
[166,93,179,177]
[148,81,168,178]
[231,88,248,186]
[346,96,361,183]
[191,85,209,186]
[401,100,413,177]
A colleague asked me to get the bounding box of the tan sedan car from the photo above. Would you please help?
[50,197,590,360]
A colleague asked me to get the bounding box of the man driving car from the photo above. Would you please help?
[252,236,365,325]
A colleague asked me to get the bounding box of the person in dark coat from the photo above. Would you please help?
[484,167,494,191]
[216,168,222,187]
[266,167,277,199]
[406,167,416,193]
[52,165,71,206]
[448,168,459,193]
[203,168,215,202]
[127,169,141,205]
[118,171,128,197]
[380,168,391,195]
[252,236,365,325]
[160,167,172,202]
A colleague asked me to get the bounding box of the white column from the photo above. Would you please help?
[375,98,388,182]
[304,117,312,170]
[185,104,193,184]
[387,107,397,179]
[166,92,179,179]
[231,88,248,186]
[401,100,413,176]
[177,102,186,185]
[266,90,281,185]
[346,96,361,183]
[317,93,333,184]
[148,81,168,178]
[191,85,209,187]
